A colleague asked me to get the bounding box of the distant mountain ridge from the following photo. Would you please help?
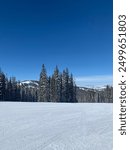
[20,80,109,90]
[20,80,39,88]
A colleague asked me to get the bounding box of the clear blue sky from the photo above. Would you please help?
[0,0,112,87]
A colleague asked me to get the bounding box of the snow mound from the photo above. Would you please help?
[0,102,112,150]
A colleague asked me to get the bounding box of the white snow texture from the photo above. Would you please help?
[0,102,112,150]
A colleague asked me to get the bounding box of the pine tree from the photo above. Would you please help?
[104,85,113,103]
[73,84,77,102]
[48,76,51,102]
[68,74,77,103]
[11,77,17,101]
[68,74,74,102]
[50,75,55,102]
[62,68,69,102]
[53,66,61,102]
[5,76,9,101]
[0,70,6,101]
[8,78,13,101]
[16,81,21,101]
[39,64,49,102]
[59,73,62,102]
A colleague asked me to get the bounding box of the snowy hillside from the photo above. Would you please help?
[79,86,106,91]
[20,80,39,88]
[20,80,108,90]
[0,102,112,150]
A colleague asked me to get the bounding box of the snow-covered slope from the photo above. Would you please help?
[79,85,107,91]
[0,102,112,150]
[20,80,39,88]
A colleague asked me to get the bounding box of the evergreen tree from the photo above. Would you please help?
[5,76,9,101]
[8,78,13,101]
[73,84,77,102]
[11,77,17,101]
[62,68,69,102]
[104,85,113,103]
[39,64,49,102]
[0,70,6,101]
[50,75,55,102]
[16,81,21,101]
[53,66,61,102]
[68,74,75,102]
[59,73,62,102]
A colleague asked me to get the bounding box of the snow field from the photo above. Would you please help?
[0,102,112,150]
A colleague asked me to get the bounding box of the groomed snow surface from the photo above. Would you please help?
[0,102,112,150]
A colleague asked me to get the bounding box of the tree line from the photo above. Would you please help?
[0,72,38,102]
[0,65,113,103]
[0,65,77,102]
[76,86,113,103]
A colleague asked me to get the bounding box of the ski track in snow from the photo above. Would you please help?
[0,102,113,150]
